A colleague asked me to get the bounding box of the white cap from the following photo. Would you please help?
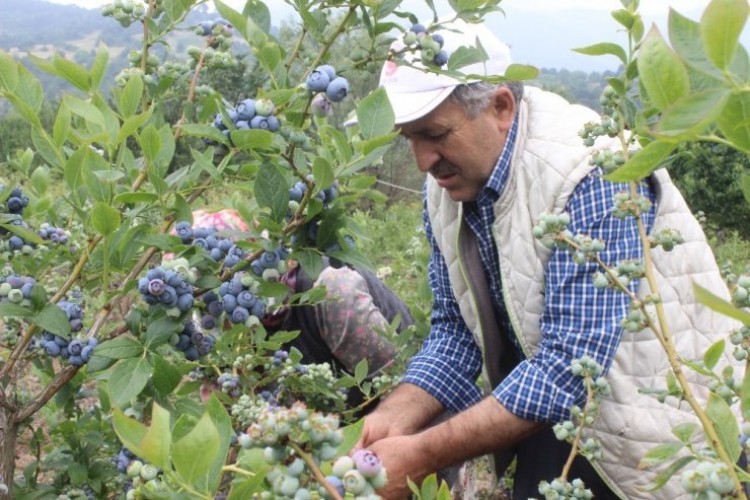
[358,18,512,126]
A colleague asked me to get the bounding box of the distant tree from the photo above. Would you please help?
[669,141,750,239]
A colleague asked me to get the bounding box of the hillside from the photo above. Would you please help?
[0,0,232,101]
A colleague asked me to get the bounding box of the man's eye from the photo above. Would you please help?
[426,131,448,140]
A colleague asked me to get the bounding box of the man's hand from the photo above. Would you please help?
[367,434,433,500]
[356,383,444,449]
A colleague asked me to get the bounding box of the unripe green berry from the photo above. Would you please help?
[140,464,159,481]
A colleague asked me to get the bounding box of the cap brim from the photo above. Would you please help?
[344,84,456,127]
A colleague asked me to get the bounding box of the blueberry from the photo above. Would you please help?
[236,98,256,120]
[409,23,427,34]
[68,339,83,356]
[237,290,256,309]
[231,306,250,324]
[8,236,23,251]
[177,293,194,312]
[250,116,270,130]
[6,197,24,213]
[222,294,238,313]
[432,33,444,47]
[317,64,337,80]
[201,314,216,329]
[260,251,280,269]
[184,347,199,361]
[147,279,166,296]
[325,77,349,102]
[432,49,449,67]
[311,94,332,117]
[306,69,331,93]
[45,341,61,356]
[198,20,213,36]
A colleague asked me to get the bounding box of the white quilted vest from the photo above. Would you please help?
[427,86,743,499]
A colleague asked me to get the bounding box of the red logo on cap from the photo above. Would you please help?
[384,60,398,77]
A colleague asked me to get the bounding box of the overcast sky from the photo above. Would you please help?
[45,0,738,71]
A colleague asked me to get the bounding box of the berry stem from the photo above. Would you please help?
[288,442,343,500]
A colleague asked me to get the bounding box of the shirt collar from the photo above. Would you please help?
[477,116,519,205]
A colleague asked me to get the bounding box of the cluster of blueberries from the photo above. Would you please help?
[136,265,195,313]
[34,299,96,367]
[212,97,280,138]
[403,23,449,67]
[217,372,241,398]
[305,64,350,106]
[174,221,246,268]
[196,17,232,37]
[171,320,216,361]
[2,186,29,215]
[217,272,267,326]
[249,245,289,280]
[0,275,36,304]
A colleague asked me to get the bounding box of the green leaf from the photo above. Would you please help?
[204,396,233,491]
[139,125,162,164]
[63,94,105,129]
[295,250,325,281]
[669,8,722,77]
[89,45,109,90]
[215,0,249,39]
[420,473,439,500]
[32,303,71,337]
[91,202,121,236]
[0,50,19,91]
[717,90,750,153]
[501,64,539,81]
[31,127,63,169]
[109,357,152,407]
[151,354,182,398]
[643,455,694,491]
[172,411,222,491]
[654,88,729,139]
[354,358,369,382]
[356,87,395,139]
[94,337,144,359]
[179,123,229,145]
[0,302,34,319]
[700,0,749,70]
[672,422,699,444]
[52,55,90,92]
[230,129,274,150]
[694,283,750,324]
[52,104,71,147]
[705,392,741,462]
[312,157,334,189]
[604,141,676,182]
[255,163,288,221]
[112,403,171,470]
[611,9,635,29]
[703,339,726,370]
[336,418,364,456]
[638,26,690,111]
[143,316,183,349]
[572,42,627,65]
[117,76,144,118]
[114,192,159,205]
[447,40,488,71]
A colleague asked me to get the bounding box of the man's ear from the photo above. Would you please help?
[492,86,516,130]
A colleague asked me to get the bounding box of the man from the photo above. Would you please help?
[353,18,742,499]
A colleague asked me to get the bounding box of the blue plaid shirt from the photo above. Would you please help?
[403,118,656,423]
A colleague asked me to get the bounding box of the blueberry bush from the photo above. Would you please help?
[1,0,750,498]
[0,0,534,498]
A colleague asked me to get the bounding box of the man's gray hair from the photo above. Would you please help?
[446,81,524,118]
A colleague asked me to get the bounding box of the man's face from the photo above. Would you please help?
[399,88,515,202]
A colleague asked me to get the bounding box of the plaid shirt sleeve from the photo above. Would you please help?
[401,198,484,412]
[494,171,655,423]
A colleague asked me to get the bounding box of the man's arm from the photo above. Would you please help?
[368,396,545,499]
[358,382,444,448]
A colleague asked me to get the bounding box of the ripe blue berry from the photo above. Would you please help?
[325,77,349,102]
[306,69,331,93]
[236,98,256,120]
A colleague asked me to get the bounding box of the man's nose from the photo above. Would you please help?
[410,140,440,173]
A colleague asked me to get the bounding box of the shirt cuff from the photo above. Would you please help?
[493,360,578,423]
[404,355,483,412]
